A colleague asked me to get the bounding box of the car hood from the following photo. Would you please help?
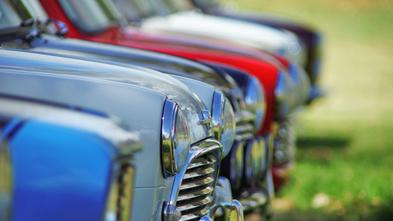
[32,35,236,90]
[0,49,210,143]
[141,11,302,61]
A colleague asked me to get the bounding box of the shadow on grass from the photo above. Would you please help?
[297,136,351,150]
[270,198,393,221]
[369,198,393,221]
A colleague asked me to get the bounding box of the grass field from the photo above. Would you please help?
[227,0,393,220]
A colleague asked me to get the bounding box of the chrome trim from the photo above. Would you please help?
[163,139,222,221]
[200,109,212,126]
[206,200,244,221]
[244,77,265,132]
[273,120,295,166]
[211,91,224,141]
[105,163,134,221]
[0,141,11,221]
[275,72,293,120]
[235,111,255,141]
[239,190,268,212]
[161,100,179,177]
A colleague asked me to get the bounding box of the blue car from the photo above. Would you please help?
[0,95,141,221]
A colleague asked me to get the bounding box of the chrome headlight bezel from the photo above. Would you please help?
[274,72,294,120]
[244,77,266,132]
[211,91,236,157]
[161,100,191,177]
[0,141,11,221]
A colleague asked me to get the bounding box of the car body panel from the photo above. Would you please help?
[0,69,169,220]
[0,96,141,221]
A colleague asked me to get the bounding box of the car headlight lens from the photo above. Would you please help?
[161,100,191,177]
[212,91,236,158]
[228,141,244,191]
[105,164,135,221]
[275,72,294,120]
[244,139,262,186]
[0,142,12,221]
[288,63,311,105]
[258,138,269,181]
[244,77,265,132]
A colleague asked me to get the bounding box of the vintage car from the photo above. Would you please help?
[190,0,324,102]
[36,0,308,211]
[0,95,141,221]
[112,0,304,64]
[0,49,244,220]
[4,0,274,214]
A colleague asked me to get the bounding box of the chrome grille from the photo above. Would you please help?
[164,139,221,221]
[178,154,217,220]
[235,115,254,141]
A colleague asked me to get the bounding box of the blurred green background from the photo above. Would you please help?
[227,0,393,220]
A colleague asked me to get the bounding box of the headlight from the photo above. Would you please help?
[0,141,12,221]
[244,139,262,186]
[226,141,244,192]
[258,137,269,182]
[105,164,135,221]
[288,63,311,105]
[161,100,191,177]
[244,77,265,132]
[212,91,236,157]
[274,72,294,120]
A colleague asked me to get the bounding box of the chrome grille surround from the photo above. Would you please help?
[163,139,222,221]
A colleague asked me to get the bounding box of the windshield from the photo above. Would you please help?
[0,1,22,29]
[59,0,114,34]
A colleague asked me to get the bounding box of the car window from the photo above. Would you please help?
[59,0,113,34]
[0,1,22,29]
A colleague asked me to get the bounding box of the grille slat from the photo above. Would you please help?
[179,207,210,221]
[179,176,214,191]
[177,186,214,201]
[176,150,219,220]
[177,195,214,212]
[183,166,215,180]
[236,117,254,141]
[187,157,216,170]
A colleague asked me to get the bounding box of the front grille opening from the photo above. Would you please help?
[176,154,218,221]
[116,164,134,221]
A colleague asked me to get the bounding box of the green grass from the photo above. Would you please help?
[226,0,393,220]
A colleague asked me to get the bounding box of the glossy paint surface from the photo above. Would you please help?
[9,120,114,221]
[197,4,323,100]
[0,70,167,220]
[39,0,282,134]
